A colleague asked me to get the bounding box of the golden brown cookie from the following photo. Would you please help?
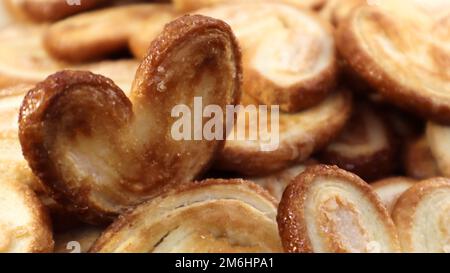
[4,0,107,22]
[371,177,417,214]
[216,89,352,176]
[404,135,441,180]
[0,181,53,253]
[319,101,397,181]
[0,25,139,91]
[426,122,450,177]
[277,165,401,253]
[392,178,450,253]
[44,4,175,62]
[90,179,282,253]
[19,15,242,224]
[337,5,450,123]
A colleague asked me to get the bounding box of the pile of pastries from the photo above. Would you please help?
[0,0,449,253]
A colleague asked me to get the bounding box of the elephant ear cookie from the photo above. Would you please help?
[337,5,450,123]
[44,4,176,62]
[90,179,282,253]
[0,181,53,253]
[371,177,418,214]
[426,122,450,177]
[19,15,242,224]
[392,178,450,253]
[319,101,397,181]
[404,135,441,180]
[278,165,401,253]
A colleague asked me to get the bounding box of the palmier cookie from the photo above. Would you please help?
[404,135,441,180]
[173,0,327,12]
[318,101,396,181]
[3,0,106,22]
[337,6,450,123]
[0,181,53,253]
[371,177,417,214]
[19,15,242,224]
[0,25,139,91]
[392,178,450,253]
[0,85,46,194]
[216,89,352,176]
[277,165,401,253]
[177,2,336,112]
[249,160,317,202]
[44,4,176,62]
[90,179,282,253]
[426,122,450,177]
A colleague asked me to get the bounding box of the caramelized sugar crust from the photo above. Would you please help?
[19,15,242,224]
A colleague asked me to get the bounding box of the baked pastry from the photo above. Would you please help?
[173,0,327,12]
[319,101,396,181]
[249,160,317,202]
[426,122,450,177]
[187,2,336,112]
[337,5,450,123]
[45,4,176,62]
[277,165,401,253]
[0,181,53,253]
[216,89,352,176]
[392,178,450,253]
[0,25,139,91]
[3,0,107,22]
[371,177,417,214]
[19,15,242,224]
[54,225,103,253]
[320,0,363,26]
[90,179,282,253]
[0,84,46,193]
[404,136,441,180]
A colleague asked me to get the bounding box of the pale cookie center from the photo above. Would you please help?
[318,196,372,252]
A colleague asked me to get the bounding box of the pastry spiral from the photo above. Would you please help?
[216,89,351,176]
[0,25,139,91]
[392,178,450,253]
[45,4,176,62]
[404,135,441,180]
[19,15,242,224]
[90,179,282,253]
[319,101,396,181]
[371,177,417,214]
[337,5,450,123]
[278,165,401,253]
[0,180,53,253]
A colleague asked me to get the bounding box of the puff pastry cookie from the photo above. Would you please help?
[0,25,139,91]
[19,15,242,224]
[426,122,450,177]
[193,2,337,112]
[319,101,396,181]
[392,178,450,253]
[216,89,351,176]
[337,5,450,123]
[277,165,401,253]
[0,181,53,253]
[90,179,282,253]
[404,136,441,180]
[45,4,176,62]
[371,177,417,214]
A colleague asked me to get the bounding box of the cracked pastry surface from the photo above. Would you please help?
[371,177,417,214]
[90,179,282,253]
[277,165,400,253]
[45,4,176,62]
[337,4,450,123]
[392,178,450,253]
[216,89,351,176]
[0,25,139,91]
[19,15,242,224]
[0,180,53,253]
[319,101,396,181]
